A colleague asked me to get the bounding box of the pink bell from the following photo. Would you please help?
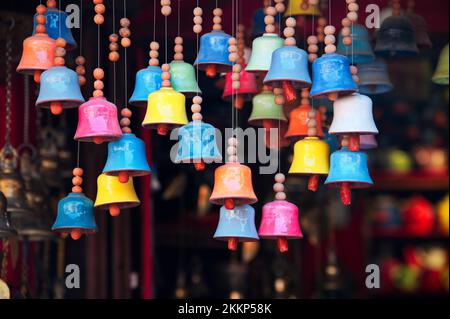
[222,68,258,109]
[74,97,122,144]
[259,200,303,253]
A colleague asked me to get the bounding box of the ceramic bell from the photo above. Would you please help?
[17,33,55,79]
[285,0,321,17]
[223,68,258,109]
[246,33,284,73]
[129,66,163,107]
[432,44,449,85]
[375,15,419,57]
[170,61,201,98]
[358,59,393,95]
[248,89,287,129]
[285,104,325,140]
[337,24,375,64]
[194,30,233,77]
[407,13,432,49]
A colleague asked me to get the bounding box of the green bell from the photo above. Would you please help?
[169,60,202,98]
[246,33,284,73]
[433,44,449,85]
[248,87,287,128]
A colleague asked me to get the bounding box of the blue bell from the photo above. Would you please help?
[36,66,85,115]
[129,66,163,107]
[337,24,375,64]
[358,58,393,95]
[375,15,419,57]
[33,7,77,50]
[52,192,98,240]
[175,121,222,171]
[264,46,312,102]
[194,30,233,78]
[214,205,259,251]
[103,133,151,183]
[310,53,358,100]
[325,147,373,206]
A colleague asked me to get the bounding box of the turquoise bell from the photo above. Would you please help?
[175,121,222,171]
[169,60,202,98]
[337,24,375,64]
[129,66,163,107]
[214,205,259,251]
[103,133,151,183]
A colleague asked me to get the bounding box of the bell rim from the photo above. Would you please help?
[258,234,303,240]
[263,78,313,88]
[194,62,233,74]
[52,227,98,234]
[102,169,151,177]
[94,201,140,210]
[209,198,258,206]
[288,169,329,176]
[142,122,188,130]
[324,181,373,189]
[213,236,259,242]
[74,134,123,143]
[310,88,358,99]
[36,99,85,109]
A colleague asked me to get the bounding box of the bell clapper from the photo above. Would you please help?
[34,71,42,84]
[109,204,121,217]
[308,174,320,192]
[277,237,289,253]
[194,161,205,171]
[340,182,352,206]
[263,119,274,131]
[224,198,236,210]
[234,95,245,109]
[205,64,217,78]
[349,134,360,152]
[70,228,83,240]
[282,81,297,103]
[118,171,129,183]
[50,102,63,115]
[228,237,239,251]
[93,137,104,145]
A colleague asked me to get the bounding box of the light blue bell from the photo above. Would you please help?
[169,60,202,97]
[214,205,259,243]
[175,121,222,166]
[129,66,163,107]
[52,192,98,235]
[103,133,151,177]
[33,7,77,50]
[337,24,375,64]
[264,46,312,88]
[325,147,373,188]
[194,30,233,76]
[310,53,358,99]
[36,66,85,111]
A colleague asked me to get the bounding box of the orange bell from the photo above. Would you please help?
[285,104,325,141]
[210,162,258,210]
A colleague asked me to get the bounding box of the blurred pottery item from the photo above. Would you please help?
[372,196,402,232]
[386,149,413,174]
[402,196,435,237]
[437,194,449,235]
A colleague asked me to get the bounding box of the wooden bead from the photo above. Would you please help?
[174,53,183,60]
[275,95,285,105]
[95,4,106,14]
[150,58,159,66]
[325,44,337,54]
[55,47,66,57]
[193,7,203,16]
[119,27,131,38]
[121,108,132,118]
[213,8,223,16]
[150,50,159,58]
[275,173,286,183]
[192,113,203,121]
[36,15,46,25]
[193,25,203,33]
[94,14,105,25]
[308,44,319,53]
[213,16,222,25]
[72,186,83,193]
[47,0,57,8]
[161,5,172,16]
[54,57,65,66]
[94,80,104,90]
[174,44,183,53]
[72,176,83,186]
[228,37,237,45]
[229,53,238,62]
[161,64,170,72]
[265,6,277,16]
[120,118,131,127]
[301,98,310,105]
[286,18,296,29]
[191,104,202,113]
[73,168,84,176]
[93,68,104,80]
[76,65,86,75]
[275,3,285,13]
[273,183,285,193]
[93,0,104,4]
[324,25,336,35]
[120,18,131,27]
[193,96,202,104]
[76,56,86,65]
[150,42,160,50]
[232,81,241,90]
[308,54,318,62]
[161,0,171,5]
[347,11,358,22]
[122,127,132,134]
[161,72,171,81]
[283,27,295,38]
[110,42,120,51]
[324,35,335,45]
[285,37,296,46]
[36,4,47,15]
[93,89,104,97]
[228,137,238,146]
[231,73,240,81]
[264,15,275,25]
[307,35,318,44]
[341,27,351,37]
[175,36,183,45]
[301,90,310,98]
[342,17,352,27]
[343,36,352,46]
[227,146,237,156]
[275,192,286,200]
[109,34,119,42]
[348,3,359,12]
[307,128,318,136]
[308,119,317,127]
[265,25,276,33]
[350,65,358,75]
[193,16,203,25]
[36,25,46,34]
[228,155,238,163]
[78,76,86,86]
[121,38,131,47]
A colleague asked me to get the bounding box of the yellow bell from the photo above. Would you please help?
[142,87,188,136]
[286,0,321,17]
[437,194,449,235]
[289,137,330,192]
[94,174,140,217]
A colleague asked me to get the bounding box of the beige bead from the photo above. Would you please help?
[347,11,358,22]
[193,25,202,34]
[161,72,171,81]
[325,44,337,54]
[308,44,319,53]
[119,27,131,38]
[150,41,160,50]
[193,96,203,104]
[121,108,132,118]
[229,53,238,62]
[348,3,359,12]
[76,56,86,65]
[231,73,240,81]
[232,81,241,90]
[228,137,238,146]
[55,47,66,57]
[308,119,317,127]
[193,7,203,16]
[342,17,352,27]
[121,38,131,47]
[193,16,203,25]
[162,64,170,72]
[95,4,106,14]
[161,5,172,16]
[275,173,286,183]
[265,24,276,33]
[174,53,184,61]
[233,64,242,73]
[350,65,358,75]
[307,35,318,45]
[228,37,237,45]
[76,65,86,75]
[308,110,317,118]
[120,18,131,28]
[275,192,286,200]
[301,90,310,98]
[273,87,283,95]
[283,27,295,38]
[175,36,183,44]
[174,44,183,53]
[78,76,86,86]
[162,80,171,87]
[213,8,223,16]
[273,183,285,193]
[285,37,296,46]
[286,17,296,28]
[307,128,318,136]
[275,3,285,13]
[94,80,104,90]
[120,118,131,127]
[228,155,238,163]
[308,53,318,63]
[93,89,104,97]
[301,98,310,105]
[94,14,104,25]
[343,36,352,46]
[213,25,222,31]
[324,25,336,35]
[150,50,159,58]
[264,15,275,25]
[149,58,159,66]
[227,146,237,156]
[161,0,171,5]
[110,42,120,51]
[191,104,202,113]
[341,27,351,37]
[324,34,336,45]
[93,68,104,80]
[192,113,203,121]
[265,6,277,16]
[228,45,237,53]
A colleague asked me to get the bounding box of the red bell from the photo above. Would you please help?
[222,68,258,109]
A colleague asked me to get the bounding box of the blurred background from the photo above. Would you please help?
[0,0,448,299]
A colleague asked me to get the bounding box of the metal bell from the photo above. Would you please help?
[194,30,233,78]
[432,44,449,85]
[360,135,378,150]
[175,121,222,171]
[0,192,17,238]
[407,13,432,49]
[329,93,379,151]
[223,69,258,109]
[258,200,303,253]
[169,61,201,98]
[103,133,151,183]
[310,53,358,100]
[129,66,162,107]
[264,46,312,102]
[358,58,393,95]
[36,66,85,115]
[285,0,321,17]
[16,33,55,78]
[33,7,77,50]
[142,87,188,136]
[246,33,284,73]
[325,147,373,206]
[94,174,140,217]
[375,15,419,57]
[210,163,258,210]
[74,97,123,144]
[285,104,325,140]
[337,24,375,64]
[248,89,287,129]
[289,137,330,191]
[214,205,259,251]
[52,192,98,240]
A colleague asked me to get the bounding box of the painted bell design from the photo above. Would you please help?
[337,24,375,64]
[223,69,258,109]
[246,33,284,73]
[17,33,55,79]
[0,192,17,238]
[214,205,259,251]
[129,66,162,107]
[325,147,374,206]
[285,0,321,17]
[74,97,122,144]
[258,200,303,253]
[329,93,379,151]
[169,61,201,98]
[375,15,419,57]
[103,133,151,183]
[142,87,188,136]
[264,46,312,102]
[248,89,287,129]
[407,13,432,49]
[52,192,98,240]
[358,59,393,95]
[33,6,77,50]
[175,121,222,171]
[36,66,85,114]
[310,53,358,100]
[194,30,233,78]
[289,137,330,191]
[432,44,449,85]
[210,163,258,210]
[285,104,325,140]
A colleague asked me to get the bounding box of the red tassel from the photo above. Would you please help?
[157,124,169,136]
[277,237,289,253]
[194,161,205,171]
[224,199,235,210]
[308,174,320,192]
[349,134,360,152]
[205,64,217,78]
[118,171,130,183]
[282,81,297,104]
[228,238,238,251]
[340,182,352,206]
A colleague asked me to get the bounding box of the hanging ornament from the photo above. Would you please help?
[358,58,393,95]
[17,3,56,83]
[36,37,85,115]
[249,86,287,130]
[264,16,312,104]
[52,168,98,240]
[432,44,449,85]
[406,0,432,49]
[258,173,303,253]
[286,0,321,22]
[210,138,257,210]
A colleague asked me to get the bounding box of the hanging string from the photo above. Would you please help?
[153,0,156,41]
[177,0,181,37]
[113,0,117,105]
[124,0,128,106]
[4,33,12,146]
[23,76,30,146]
